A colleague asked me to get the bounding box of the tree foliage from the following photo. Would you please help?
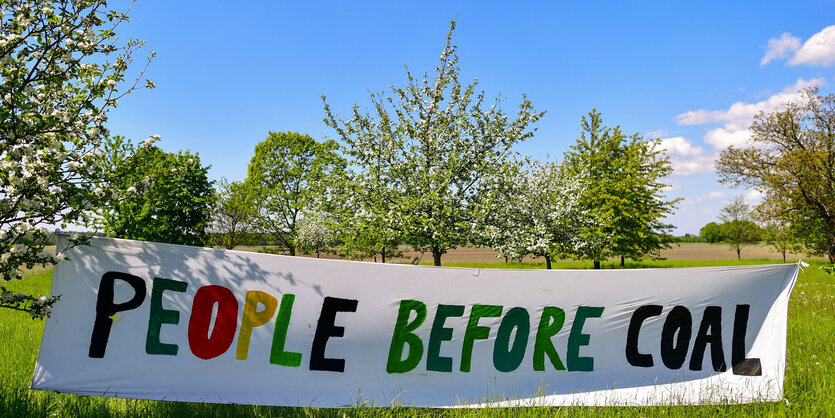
[563,110,678,268]
[716,88,835,263]
[101,139,215,246]
[245,131,345,256]
[483,159,584,269]
[718,196,761,260]
[0,0,152,317]
[323,21,544,266]
[296,210,337,258]
[211,179,257,250]
[700,222,724,243]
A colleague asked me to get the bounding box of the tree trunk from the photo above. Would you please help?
[736,247,741,260]
[782,250,786,263]
[620,255,625,267]
[594,260,601,269]
[289,246,295,256]
[381,247,386,264]
[545,254,552,270]
[432,247,443,266]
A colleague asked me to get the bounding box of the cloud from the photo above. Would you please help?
[761,32,801,66]
[658,136,716,176]
[788,25,835,67]
[706,191,725,199]
[677,78,823,128]
[644,129,669,138]
[674,78,826,160]
[659,137,703,157]
[704,127,753,149]
[744,190,763,204]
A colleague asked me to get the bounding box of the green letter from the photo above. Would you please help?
[461,304,502,372]
[146,277,188,356]
[386,299,427,373]
[427,304,464,372]
[270,294,303,367]
[493,307,530,372]
[567,306,604,372]
[533,306,566,371]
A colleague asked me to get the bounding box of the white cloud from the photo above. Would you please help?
[644,129,669,138]
[674,78,826,164]
[744,190,763,204]
[706,191,725,199]
[789,25,835,67]
[659,137,703,157]
[704,127,753,149]
[658,137,715,176]
[677,78,823,128]
[761,32,801,66]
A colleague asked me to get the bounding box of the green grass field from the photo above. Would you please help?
[1,260,833,417]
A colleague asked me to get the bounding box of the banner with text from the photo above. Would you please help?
[31,237,798,407]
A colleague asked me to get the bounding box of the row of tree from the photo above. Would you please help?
[201,23,679,268]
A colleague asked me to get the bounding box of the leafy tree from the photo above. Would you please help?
[211,179,257,249]
[716,88,835,263]
[718,196,760,260]
[323,21,544,266]
[753,202,795,263]
[245,131,345,256]
[102,139,215,246]
[563,110,678,269]
[296,210,337,258]
[0,0,152,317]
[760,222,792,263]
[700,222,724,243]
[483,158,584,269]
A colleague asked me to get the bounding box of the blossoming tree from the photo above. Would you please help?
[0,0,153,317]
[323,21,544,266]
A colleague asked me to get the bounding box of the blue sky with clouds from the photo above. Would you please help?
[104,1,835,234]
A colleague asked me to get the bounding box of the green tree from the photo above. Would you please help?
[717,88,835,263]
[753,202,796,263]
[563,110,678,269]
[211,179,257,250]
[718,196,760,260]
[323,21,544,266]
[700,222,724,243]
[483,158,584,269]
[102,140,215,246]
[245,131,345,256]
[0,0,152,317]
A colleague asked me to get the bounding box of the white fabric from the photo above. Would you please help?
[31,236,798,407]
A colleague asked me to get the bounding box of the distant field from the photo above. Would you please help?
[236,243,816,264]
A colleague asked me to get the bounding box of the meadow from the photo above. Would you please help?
[1,255,833,417]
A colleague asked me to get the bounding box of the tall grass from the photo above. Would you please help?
[1,261,833,417]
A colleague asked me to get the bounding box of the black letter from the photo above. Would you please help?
[732,304,762,376]
[689,306,726,372]
[626,305,662,367]
[660,306,691,369]
[89,271,147,358]
[309,296,358,372]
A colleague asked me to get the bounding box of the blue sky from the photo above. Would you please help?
[105,1,835,234]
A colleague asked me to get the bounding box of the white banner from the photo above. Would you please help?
[31,236,798,407]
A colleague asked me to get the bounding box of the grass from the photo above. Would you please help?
[1,260,833,417]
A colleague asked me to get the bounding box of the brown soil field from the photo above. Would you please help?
[237,243,815,263]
